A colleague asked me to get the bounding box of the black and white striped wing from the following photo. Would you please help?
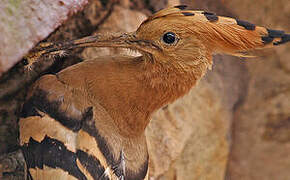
[20,74,149,180]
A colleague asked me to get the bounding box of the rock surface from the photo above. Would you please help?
[0,0,88,76]
[225,0,290,179]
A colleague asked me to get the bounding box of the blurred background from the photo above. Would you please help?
[0,0,289,179]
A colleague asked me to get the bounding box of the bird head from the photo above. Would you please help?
[31,5,289,71]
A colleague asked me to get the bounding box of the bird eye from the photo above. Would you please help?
[162,32,177,45]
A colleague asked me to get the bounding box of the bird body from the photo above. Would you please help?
[20,57,151,180]
[20,5,289,180]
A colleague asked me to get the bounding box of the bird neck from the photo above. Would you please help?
[91,56,209,138]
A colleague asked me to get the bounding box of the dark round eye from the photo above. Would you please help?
[162,32,177,44]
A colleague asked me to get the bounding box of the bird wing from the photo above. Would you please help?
[19,72,149,180]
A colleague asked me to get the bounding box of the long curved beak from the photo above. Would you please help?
[34,33,135,54]
[33,32,160,56]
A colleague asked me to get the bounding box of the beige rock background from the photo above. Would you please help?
[224,0,290,180]
[0,0,289,180]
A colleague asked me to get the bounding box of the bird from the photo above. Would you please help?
[19,5,290,180]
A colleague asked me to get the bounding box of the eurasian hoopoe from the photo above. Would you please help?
[20,5,289,180]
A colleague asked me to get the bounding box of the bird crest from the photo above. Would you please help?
[139,5,289,57]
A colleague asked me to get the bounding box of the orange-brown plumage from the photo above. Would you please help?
[20,5,289,180]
